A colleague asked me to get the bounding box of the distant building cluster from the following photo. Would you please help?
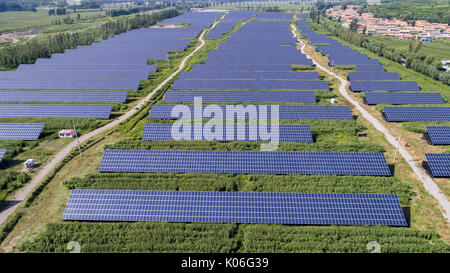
[327,5,450,42]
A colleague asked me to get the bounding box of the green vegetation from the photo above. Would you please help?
[361,2,450,25]
[241,225,449,253]
[311,17,450,85]
[0,171,27,200]
[20,222,239,253]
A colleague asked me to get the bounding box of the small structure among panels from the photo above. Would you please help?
[0,123,45,140]
[99,150,391,176]
[0,149,5,163]
[426,126,450,145]
[142,123,313,142]
[149,105,353,120]
[384,107,450,122]
[364,92,445,105]
[425,153,450,177]
[62,189,407,226]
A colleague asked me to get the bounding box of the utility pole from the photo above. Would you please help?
[393,134,401,164]
[73,120,82,157]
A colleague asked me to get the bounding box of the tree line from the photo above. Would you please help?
[310,13,450,85]
[0,8,180,69]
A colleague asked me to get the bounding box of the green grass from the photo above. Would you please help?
[0,9,107,33]
[371,35,450,60]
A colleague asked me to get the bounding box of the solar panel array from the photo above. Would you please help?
[364,92,445,105]
[0,91,128,103]
[254,12,293,20]
[62,189,407,226]
[142,123,313,142]
[99,150,392,176]
[0,123,44,140]
[0,149,5,163]
[348,72,401,81]
[350,81,421,92]
[192,64,293,72]
[179,71,319,80]
[0,104,112,119]
[355,64,385,72]
[383,107,450,121]
[426,126,450,145]
[165,91,316,103]
[425,153,450,177]
[205,11,257,39]
[0,11,222,119]
[173,79,329,91]
[149,105,353,120]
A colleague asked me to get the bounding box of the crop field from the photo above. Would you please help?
[0,10,449,254]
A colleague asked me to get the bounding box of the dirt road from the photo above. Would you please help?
[0,17,222,226]
[290,24,450,221]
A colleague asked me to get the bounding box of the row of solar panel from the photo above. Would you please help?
[99,150,392,176]
[0,123,44,140]
[149,105,353,120]
[172,80,329,91]
[426,126,450,145]
[364,92,445,105]
[0,104,112,119]
[383,107,450,121]
[0,91,128,103]
[62,189,407,226]
[178,71,319,80]
[425,153,450,177]
[142,123,313,142]
[164,90,316,103]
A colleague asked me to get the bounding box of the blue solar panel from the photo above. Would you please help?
[425,153,450,177]
[192,64,293,72]
[62,189,407,226]
[254,12,293,20]
[364,92,445,105]
[179,71,319,80]
[0,123,44,140]
[142,123,313,142]
[384,107,450,121]
[426,126,450,145]
[0,70,150,80]
[0,91,128,103]
[350,81,421,92]
[149,105,353,120]
[172,80,329,91]
[0,149,5,163]
[356,64,385,72]
[0,104,112,119]
[348,72,401,81]
[0,80,139,90]
[164,91,316,103]
[99,150,391,176]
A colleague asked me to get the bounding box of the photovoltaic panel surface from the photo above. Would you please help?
[364,92,445,105]
[149,105,353,120]
[384,107,450,121]
[142,123,313,142]
[164,91,316,103]
[0,104,112,119]
[0,149,5,162]
[0,91,128,103]
[62,189,407,226]
[99,150,391,176]
[172,80,329,90]
[348,72,401,81]
[350,81,420,92]
[178,71,319,80]
[426,126,450,145]
[0,123,44,140]
[425,153,450,177]
[0,80,139,90]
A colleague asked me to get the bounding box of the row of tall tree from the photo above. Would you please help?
[311,12,450,85]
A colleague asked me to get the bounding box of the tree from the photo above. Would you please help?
[341,4,347,10]
[349,18,358,32]
[409,38,422,54]
[363,25,367,35]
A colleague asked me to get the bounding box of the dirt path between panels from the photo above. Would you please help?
[0,16,223,226]
[290,23,450,221]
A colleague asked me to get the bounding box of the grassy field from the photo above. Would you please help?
[0,9,107,33]
[371,35,450,60]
